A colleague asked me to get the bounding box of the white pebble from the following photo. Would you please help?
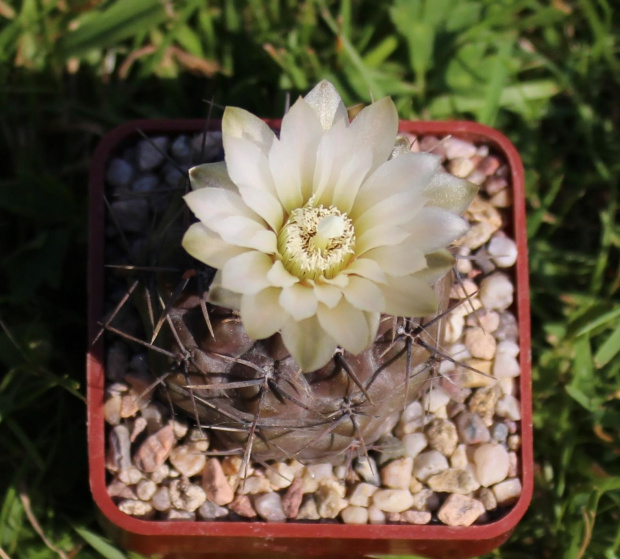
[497,340,520,358]
[368,505,386,525]
[341,505,369,525]
[492,478,522,505]
[496,394,522,420]
[445,137,477,159]
[372,489,414,513]
[354,456,380,485]
[118,499,153,517]
[488,236,518,267]
[422,386,451,413]
[412,451,449,482]
[480,273,514,310]
[473,444,509,487]
[254,492,287,522]
[493,352,521,378]
[136,479,156,501]
[151,487,171,511]
[381,458,413,489]
[349,483,379,507]
[403,433,428,459]
[266,462,295,489]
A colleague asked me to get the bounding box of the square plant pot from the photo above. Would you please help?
[88,118,532,559]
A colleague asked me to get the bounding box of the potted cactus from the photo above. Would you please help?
[88,81,532,558]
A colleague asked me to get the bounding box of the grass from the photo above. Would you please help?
[0,0,619,557]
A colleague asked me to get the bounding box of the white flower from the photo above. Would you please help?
[182,80,476,372]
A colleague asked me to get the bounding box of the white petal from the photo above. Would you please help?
[424,171,478,214]
[314,283,342,308]
[330,145,374,214]
[236,187,284,232]
[281,316,338,372]
[405,207,470,253]
[323,273,349,288]
[349,96,398,172]
[353,189,425,233]
[182,223,249,269]
[189,162,236,191]
[222,251,272,295]
[380,275,439,317]
[351,152,440,220]
[267,260,299,287]
[279,284,319,321]
[207,271,241,310]
[365,311,381,346]
[343,258,386,283]
[184,187,262,230]
[304,80,349,131]
[413,249,456,284]
[268,139,304,212]
[356,224,410,254]
[362,243,427,276]
[215,216,277,253]
[342,276,385,312]
[240,288,289,339]
[317,299,370,355]
[222,106,276,155]
[313,118,352,204]
[225,135,279,199]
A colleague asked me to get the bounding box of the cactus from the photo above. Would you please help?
[102,80,477,473]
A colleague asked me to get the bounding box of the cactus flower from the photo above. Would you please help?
[182,80,476,372]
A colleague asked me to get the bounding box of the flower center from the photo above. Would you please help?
[278,203,356,281]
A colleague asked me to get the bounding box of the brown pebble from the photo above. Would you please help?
[437,494,485,527]
[203,458,235,505]
[282,477,304,518]
[133,425,175,473]
[477,155,501,176]
[229,495,257,518]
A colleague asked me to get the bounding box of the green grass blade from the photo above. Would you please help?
[594,323,620,368]
[73,526,127,559]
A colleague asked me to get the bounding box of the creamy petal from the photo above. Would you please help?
[343,258,387,283]
[365,311,381,346]
[363,243,427,276]
[404,207,469,253]
[267,260,299,287]
[189,162,236,191]
[349,96,398,172]
[356,224,410,254]
[413,249,456,284]
[182,223,249,269]
[207,271,241,310]
[281,316,338,372]
[279,284,319,321]
[216,216,277,253]
[236,187,284,232]
[317,299,370,355]
[351,152,440,220]
[353,189,425,233]
[304,80,349,131]
[424,172,478,214]
[222,251,272,295]
[225,135,278,198]
[240,288,289,339]
[314,283,343,308]
[342,276,385,312]
[380,275,439,317]
[184,187,263,229]
[222,106,276,155]
[313,118,352,205]
[330,145,374,214]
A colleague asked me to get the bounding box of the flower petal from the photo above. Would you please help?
[314,283,343,308]
[317,299,370,355]
[349,96,398,173]
[189,162,236,191]
[222,106,276,155]
[236,187,284,232]
[267,260,299,287]
[241,288,289,339]
[356,224,410,255]
[380,275,439,317]
[365,311,381,346]
[404,207,469,253]
[281,315,338,372]
[343,258,386,283]
[351,152,440,220]
[279,284,319,321]
[207,271,241,310]
[353,189,425,233]
[182,222,249,268]
[217,216,277,253]
[424,171,478,214]
[413,249,456,284]
[222,251,273,295]
[342,276,385,312]
[362,243,427,276]
[304,80,349,131]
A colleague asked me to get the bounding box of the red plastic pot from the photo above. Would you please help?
[88,119,533,559]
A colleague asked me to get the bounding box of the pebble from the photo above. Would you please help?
[485,176,508,196]
[445,313,465,343]
[466,170,486,186]
[496,394,522,421]
[450,444,468,470]
[354,456,380,486]
[488,236,518,268]
[341,506,369,525]
[104,394,122,426]
[264,462,294,489]
[253,492,287,522]
[138,136,169,170]
[198,500,230,519]
[109,199,149,234]
[440,376,472,404]
[458,359,495,388]
[493,352,521,378]
[479,273,514,310]
[412,451,449,482]
[106,158,134,189]
[508,451,519,477]
[132,174,158,194]
[490,189,512,208]
[402,433,428,459]
[496,311,519,342]
[130,417,147,442]
[133,425,176,473]
[381,458,413,489]
[136,479,157,501]
[151,487,171,511]
[427,469,480,494]
[477,155,501,176]
[410,489,440,512]
[316,480,347,518]
[445,137,477,159]
[422,386,451,413]
[203,458,234,505]
[170,418,189,440]
[491,422,509,443]
[107,480,136,500]
[448,157,475,178]
[237,475,272,495]
[477,487,497,510]
[229,495,257,518]
[455,412,491,444]
[419,135,446,158]
[282,478,304,518]
[348,482,379,507]
[372,489,414,513]
[409,477,423,494]
[492,478,522,505]
[168,444,206,478]
[169,478,207,512]
[437,494,485,526]
[295,495,320,520]
[165,510,195,521]
[399,510,432,524]
[141,405,164,434]
[150,464,170,484]
[118,466,142,486]
[171,135,193,164]
[368,505,386,524]
[118,499,153,517]
[468,387,499,426]
[508,435,522,451]
[461,197,502,249]
[473,444,509,487]
[465,327,497,360]
[426,419,458,456]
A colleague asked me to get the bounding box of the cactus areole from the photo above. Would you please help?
[155,81,478,464]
